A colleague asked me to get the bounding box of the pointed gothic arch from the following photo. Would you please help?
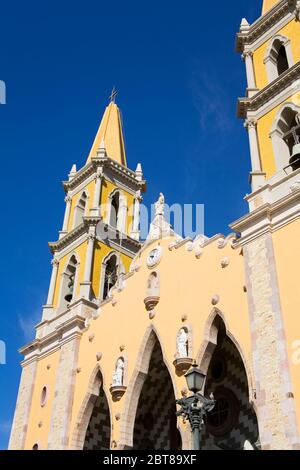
[70,364,112,450]
[196,310,259,450]
[119,325,183,450]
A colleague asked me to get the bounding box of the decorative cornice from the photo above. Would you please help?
[19,315,86,360]
[49,222,87,253]
[63,156,146,193]
[236,0,295,53]
[237,60,300,118]
[230,188,300,244]
[49,216,140,255]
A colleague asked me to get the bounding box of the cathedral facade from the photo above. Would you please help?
[9,0,300,450]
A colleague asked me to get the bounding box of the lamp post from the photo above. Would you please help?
[176,363,216,450]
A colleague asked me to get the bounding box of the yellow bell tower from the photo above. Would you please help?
[231,0,300,449]
[39,94,146,324]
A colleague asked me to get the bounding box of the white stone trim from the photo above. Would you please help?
[240,71,300,120]
[72,189,89,230]
[270,102,300,171]
[264,34,294,83]
[57,252,81,314]
[99,251,125,301]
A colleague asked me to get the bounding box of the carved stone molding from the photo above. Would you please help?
[238,61,300,118]
[236,0,295,53]
[173,357,194,374]
[109,385,127,401]
[144,296,160,312]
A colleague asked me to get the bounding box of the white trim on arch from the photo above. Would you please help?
[72,189,89,230]
[269,102,300,171]
[264,34,294,83]
[57,252,81,313]
[106,188,127,234]
[99,251,125,300]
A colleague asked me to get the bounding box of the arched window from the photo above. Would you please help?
[73,191,88,228]
[264,35,293,83]
[102,254,118,300]
[270,104,300,171]
[58,254,79,311]
[277,44,289,76]
[110,192,120,229]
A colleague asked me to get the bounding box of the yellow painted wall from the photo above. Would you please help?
[23,236,255,448]
[257,91,300,178]
[272,220,300,431]
[24,351,60,450]
[253,20,300,91]
[262,0,279,15]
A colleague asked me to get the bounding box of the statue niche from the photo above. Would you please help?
[110,357,127,401]
[144,271,160,312]
[173,327,193,374]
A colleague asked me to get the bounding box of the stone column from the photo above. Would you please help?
[46,258,59,306]
[244,119,266,191]
[131,191,142,240]
[90,167,104,217]
[48,335,81,449]
[244,233,300,450]
[9,359,38,449]
[242,50,257,97]
[80,227,96,299]
[117,193,127,234]
[60,195,72,238]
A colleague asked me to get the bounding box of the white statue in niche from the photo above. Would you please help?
[177,328,188,358]
[155,193,165,216]
[112,358,124,387]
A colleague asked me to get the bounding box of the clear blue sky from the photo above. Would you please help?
[0,0,261,449]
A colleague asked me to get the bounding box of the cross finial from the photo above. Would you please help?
[109,87,118,103]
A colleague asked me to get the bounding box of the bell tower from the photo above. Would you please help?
[40,95,146,325]
[231,0,300,450]
[9,97,146,450]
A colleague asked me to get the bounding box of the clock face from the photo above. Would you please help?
[147,247,162,268]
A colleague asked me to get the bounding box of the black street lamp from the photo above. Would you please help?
[176,363,216,450]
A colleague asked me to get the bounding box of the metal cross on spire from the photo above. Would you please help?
[109,87,118,103]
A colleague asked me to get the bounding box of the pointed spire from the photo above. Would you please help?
[86,93,127,166]
[68,164,77,181]
[240,18,250,33]
[135,163,143,181]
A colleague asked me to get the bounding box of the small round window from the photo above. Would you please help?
[206,387,239,437]
[40,386,48,407]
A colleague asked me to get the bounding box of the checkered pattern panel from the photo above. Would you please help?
[83,388,111,450]
[133,342,179,450]
[201,335,259,450]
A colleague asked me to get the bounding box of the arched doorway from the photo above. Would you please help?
[201,317,259,450]
[132,338,180,450]
[82,374,111,450]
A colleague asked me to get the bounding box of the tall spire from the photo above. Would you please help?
[86,91,127,166]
